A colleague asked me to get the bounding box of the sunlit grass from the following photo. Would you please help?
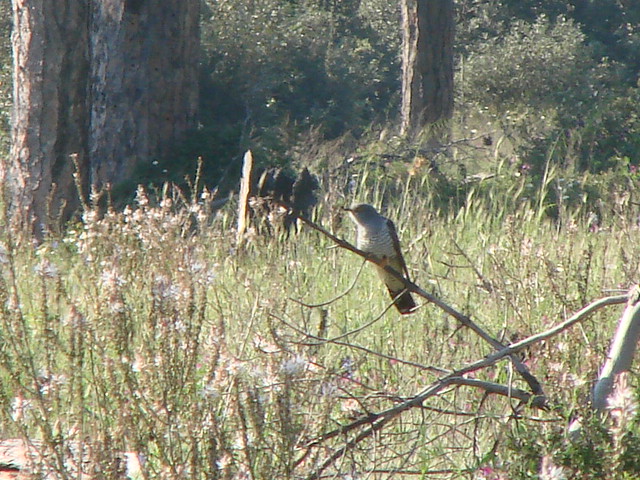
[0,166,639,478]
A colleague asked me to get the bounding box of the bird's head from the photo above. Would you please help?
[343,203,381,225]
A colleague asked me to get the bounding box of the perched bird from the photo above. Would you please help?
[345,204,417,314]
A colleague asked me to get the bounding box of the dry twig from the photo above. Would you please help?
[276,204,631,478]
[286,205,545,396]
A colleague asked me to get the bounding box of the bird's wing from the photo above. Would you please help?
[386,218,411,280]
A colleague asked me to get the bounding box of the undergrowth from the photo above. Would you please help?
[0,166,639,479]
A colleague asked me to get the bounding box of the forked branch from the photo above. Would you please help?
[300,291,627,479]
[286,205,545,396]
[279,203,631,479]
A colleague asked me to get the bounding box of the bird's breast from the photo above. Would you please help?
[357,227,395,258]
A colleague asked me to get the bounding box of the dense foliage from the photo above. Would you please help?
[1,0,638,186]
[192,0,640,181]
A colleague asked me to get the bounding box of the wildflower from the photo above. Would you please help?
[607,371,638,429]
[190,261,206,273]
[519,162,532,175]
[0,244,9,264]
[540,455,567,480]
[36,371,67,395]
[281,355,307,377]
[341,357,356,378]
[152,275,179,300]
[160,197,173,209]
[34,259,59,279]
[476,464,508,480]
[170,316,188,334]
[82,209,99,225]
[340,398,362,419]
[200,382,220,399]
[109,297,126,314]
[226,358,245,376]
[100,266,125,289]
[131,353,146,373]
[477,466,495,479]
[135,186,149,207]
[216,453,232,471]
[11,395,33,422]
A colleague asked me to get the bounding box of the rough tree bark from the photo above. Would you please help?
[400,0,454,138]
[5,0,199,235]
[90,0,199,186]
[5,0,90,234]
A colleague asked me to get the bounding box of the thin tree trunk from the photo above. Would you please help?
[400,0,454,138]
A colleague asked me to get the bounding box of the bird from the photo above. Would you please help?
[344,204,417,314]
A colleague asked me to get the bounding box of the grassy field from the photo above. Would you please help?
[0,166,639,479]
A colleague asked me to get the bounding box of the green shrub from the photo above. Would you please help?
[460,16,598,110]
[201,0,399,141]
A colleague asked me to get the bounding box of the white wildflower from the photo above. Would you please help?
[11,395,33,422]
[34,259,59,279]
[539,455,567,480]
[607,371,638,429]
[200,382,220,399]
[216,453,232,471]
[281,355,307,377]
[0,243,9,264]
[135,186,149,207]
[100,266,125,289]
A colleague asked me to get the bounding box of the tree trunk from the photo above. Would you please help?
[5,0,199,235]
[90,0,200,187]
[6,0,90,234]
[400,0,454,138]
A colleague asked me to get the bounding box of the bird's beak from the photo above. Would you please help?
[342,206,353,212]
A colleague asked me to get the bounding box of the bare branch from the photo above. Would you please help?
[279,204,629,479]
[301,291,624,478]
[302,291,619,478]
[285,205,544,395]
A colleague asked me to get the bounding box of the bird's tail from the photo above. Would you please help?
[388,288,417,315]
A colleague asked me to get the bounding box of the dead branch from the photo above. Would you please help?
[285,205,544,396]
[300,290,623,479]
[278,204,631,479]
[451,377,547,409]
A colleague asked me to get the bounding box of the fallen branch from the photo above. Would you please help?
[300,291,624,479]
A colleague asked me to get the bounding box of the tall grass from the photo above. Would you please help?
[0,166,639,479]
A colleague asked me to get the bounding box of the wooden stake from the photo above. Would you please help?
[236,150,253,246]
